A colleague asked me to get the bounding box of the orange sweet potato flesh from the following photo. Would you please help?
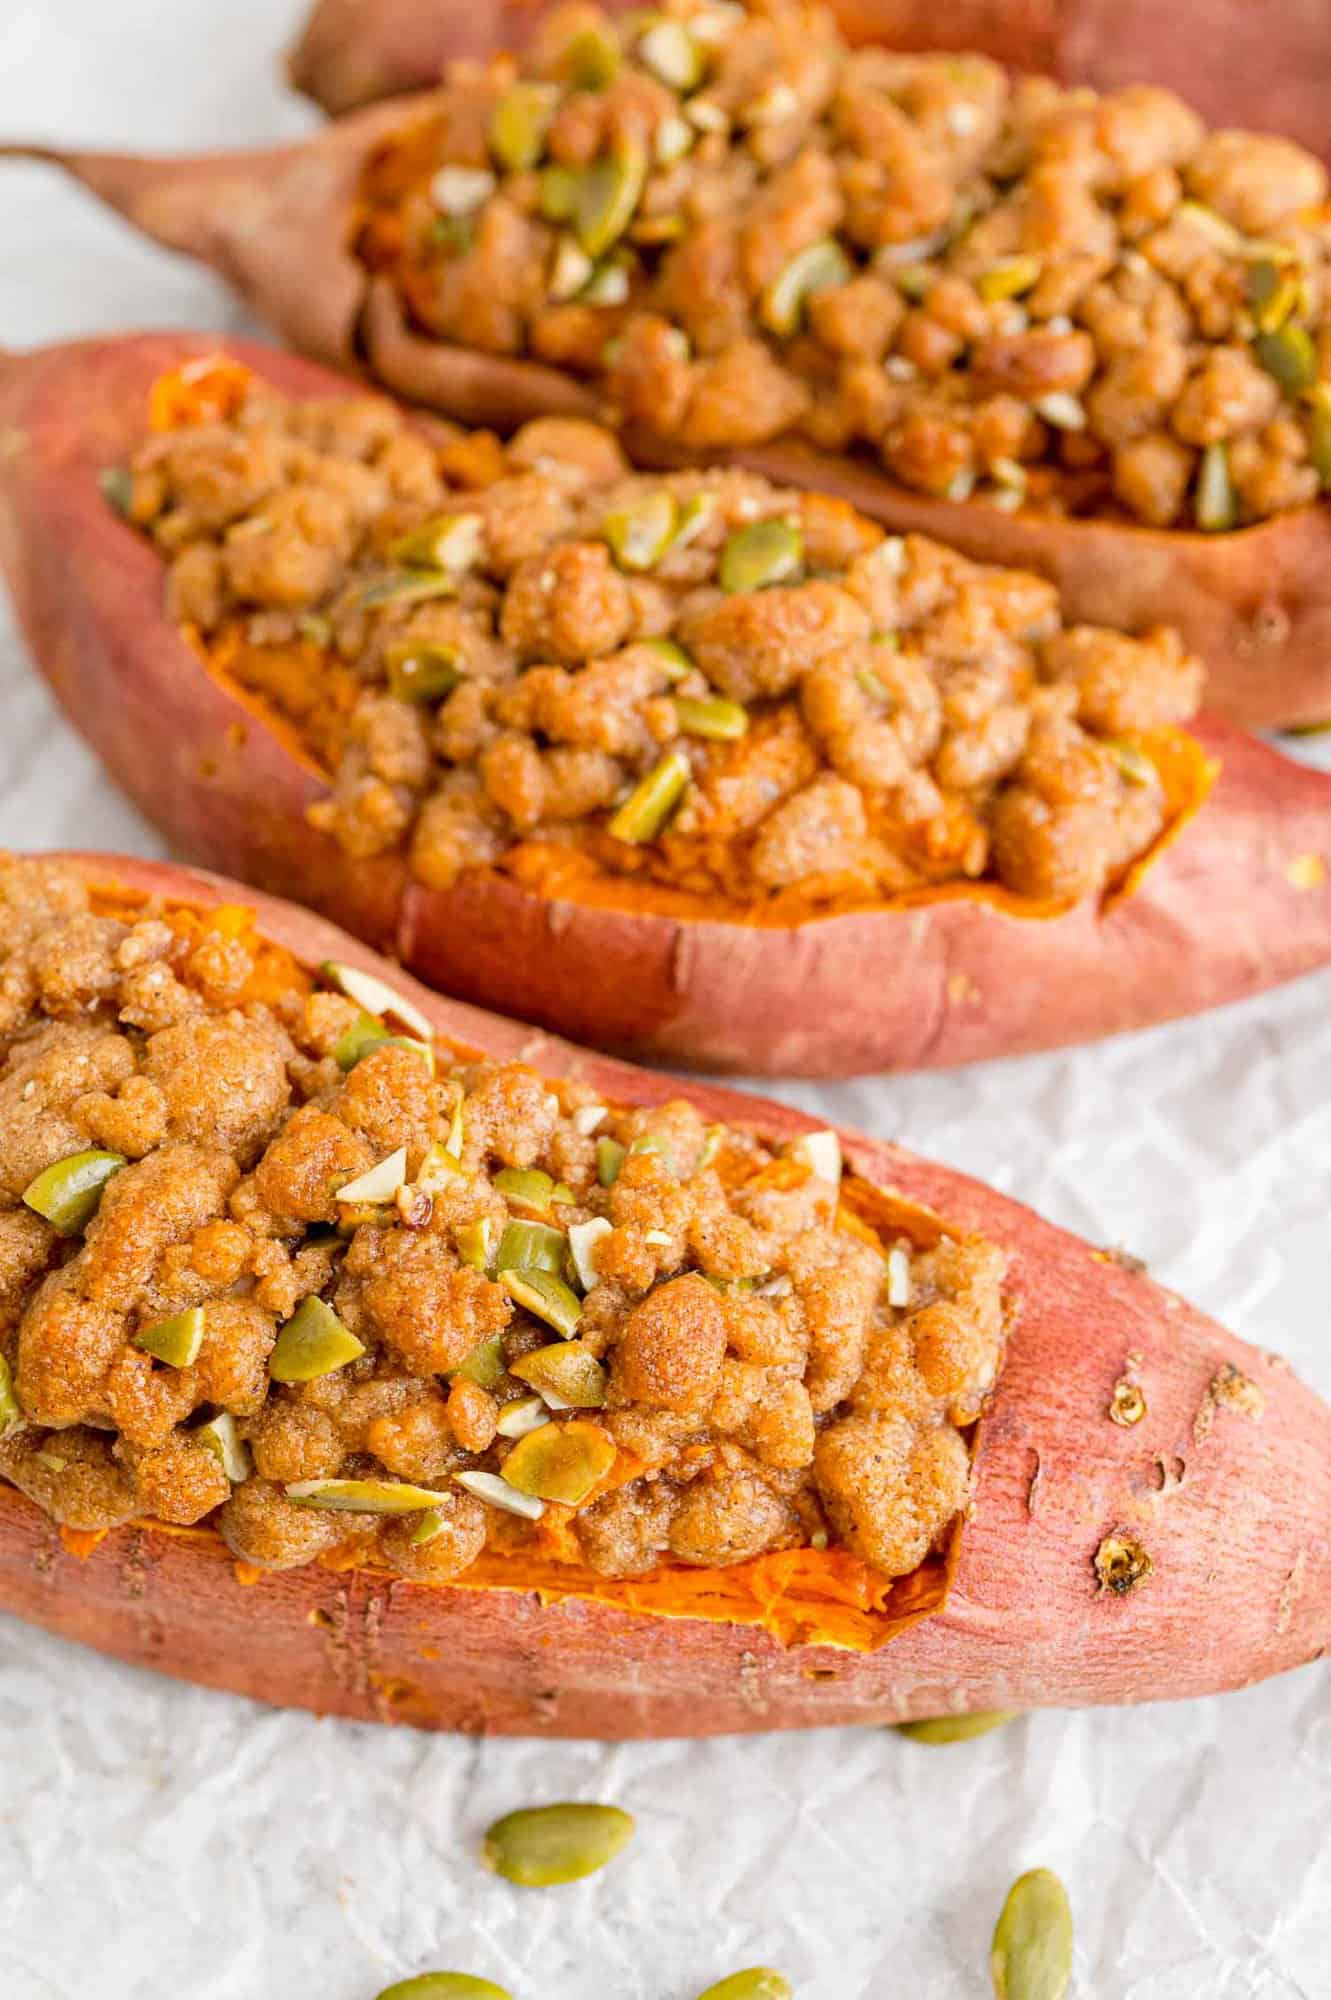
[285,0,1331,168]
[8,114,1331,730]
[3,331,1331,1077]
[0,846,1327,1735]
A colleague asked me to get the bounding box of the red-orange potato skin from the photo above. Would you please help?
[4,333,1331,1076]
[285,0,1331,170]
[0,848,1327,1736]
[8,119,1331,732]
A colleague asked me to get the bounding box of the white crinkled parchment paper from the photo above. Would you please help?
[1,4,1329,1991]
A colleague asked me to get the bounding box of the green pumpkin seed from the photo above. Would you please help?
[637,17,704,91]
[607,750,691,843]
[99,465,134,516]
[575,143,647,258]
[501,1268,583,1339]
[673,694,749,741]
[896,1709,1017,1743]
[0,1354,23,1439]
[604,490,680,571]
[510,1340,608,1408]
[493,1167,574,1212]
[386,641,464,705]
[389,513,484,574]
[1306,381,1331,486]
[497,1219,568,1276]
[761,237,851,337]
[1246,257,1299,333]
[718,519,803,594]
[375,1976,511,2000]
[596,1136,626,1186]
[333,1012,394,1070]
[482,1802,634,1886]
[286,1477,453,1515]
[490,81,558,172]
[455,1218,498,1275]
[375,1977,512,2000]
[23,1149,126,1236]
[990,1868,1073,2000]
[1107,740,1158,788]
[269,1296,365,1383]
[566,1216,612,1291]
[501,1417,616,1504]
[1254,322,1318,395]
[1195,441,1238,532]
[194,1411,250,1482]
[566,22,622,88]
[357,570,459,610]
[642,636,695,681]
[451,1330,507,1389]
[696,1973,792,2000]
[976,255,1042,303]
[135,1307,205,1369]
[539,164,580,222]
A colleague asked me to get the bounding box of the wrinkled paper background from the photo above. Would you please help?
[1,4,1329,1992]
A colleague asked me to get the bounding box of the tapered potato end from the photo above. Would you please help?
[0,852,1325,1733]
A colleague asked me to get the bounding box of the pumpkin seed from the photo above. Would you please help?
[673,694,749,741]
[896,1709,1017,1743]
[990,1868,1073,2000]
[451,1331,507,1390]
[761,238,851,337]
[357,570,459,610]
[718,519,803,593]
[1306,381,1331,486]
[1195,440,1238,532]
[194,1411,250,1482]
[597,1136,627,1186]
[581,254,633,306]
[135,1307,205,1369]
[269,1296,365,1382]
[455,1219,498,1275]
[375,1976,511,2000]
[482,1802,634,1886]
[565,23,622,88]
[497,1219,568,1276]
[1246,257,1299,333]
[22,1149,126,1236]
[977,255,1042,302]
[494,1167,569,1213]
[608,750,691,843]
[501,1417,616,1504]
[696,1974,792,2000]
[510,1341,608,1409]
[490,81,558,172]
[575,142,647,258]
[287,1477,452,1514]
[385,641,464,705]
[1254,322,1318,395]
[567,1217,613,1290]
[495,1394,552,1438]
[637,18,704,90]
[604,490,680,571]
[416,1141,466,1193]
[539,164,580,222]
[550,233,596,302]
[389,513,484,574]
[885,1245,912,1308]
[336,1146,409,1206]
[642,636,695,681]
[501,1268,583,1338]
[1108,740,1158,788]
[455,1468,545,1519]
[321,961,434,1041]
[0,1354,23,1439]
[333,1012,393,1070]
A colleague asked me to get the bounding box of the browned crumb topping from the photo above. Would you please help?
[0,856,1007,1585]
[117,363,1200,911]
[358,0,1331,531]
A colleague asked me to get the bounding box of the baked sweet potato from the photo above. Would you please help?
[285,0,1331,165]
[10,46,1331,733]
[4,330,1331,1078]
[0,846,1326,1736]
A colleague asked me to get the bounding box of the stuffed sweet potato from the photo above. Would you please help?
[0,847,1325,1737]
[12,0,1331,726]
[5,331,1331,1077]
[285,0,1331,165]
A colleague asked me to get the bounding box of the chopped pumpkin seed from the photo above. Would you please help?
[501,1418,616,1504]
[501,1268,583,1338]
[510,1341,608,1408]
[22,1149,126,1236]
[607,750,691,843]
[270,1296,366,1382]
[451,1331,506,1389]
[287,1477,452,1514]
[455,1468,545,1519]
[719,518,803,592]
[135,1307,205,1369]
[760,237,852,336]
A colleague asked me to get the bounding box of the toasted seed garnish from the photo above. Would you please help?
[575,142,647,258]
[494,1166,571,1213]
[287,1477,452,1514]
[489,80,558,173]
[896,1710,1017,1743]
[1254,322,1318,395]
[451,1331,506,1389]
[1195,440,1238,532]
[990,1868,1073,2000]
[269,1295,365,1382]
[495,1395,552,1439]
[455,1468,545,1520]
[672,694,749,741]
[497,1218,568,1277]
[596,1136,627,1186]
[386,640,464,705]
[501,1267,583,1339]
[22,1149,126,1236]
[135,1307,205,1369]
[718,518,803,593]
[761,237,851,337]
[501,1418,616,1504]
[607,750,691,844]
[375,1977,512,2000]
[567,1217,613,1291]
[194,1411,250,1483]
[1094,1530,1153,1594]
[1108,1376,1146,1427]
[455,1219,498,1276]
[321,961,434,1041]
[696,1973,792,2000]
[603,490,680,571]
[0,1354,24,1439]
[482,1802,634,1886]
[336,1146,409,1206]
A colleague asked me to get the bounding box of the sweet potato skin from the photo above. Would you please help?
[10,118,1331,729]
[4,331,1331,1077]
[0,848,1326,1736]
[285,0,1331,168]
